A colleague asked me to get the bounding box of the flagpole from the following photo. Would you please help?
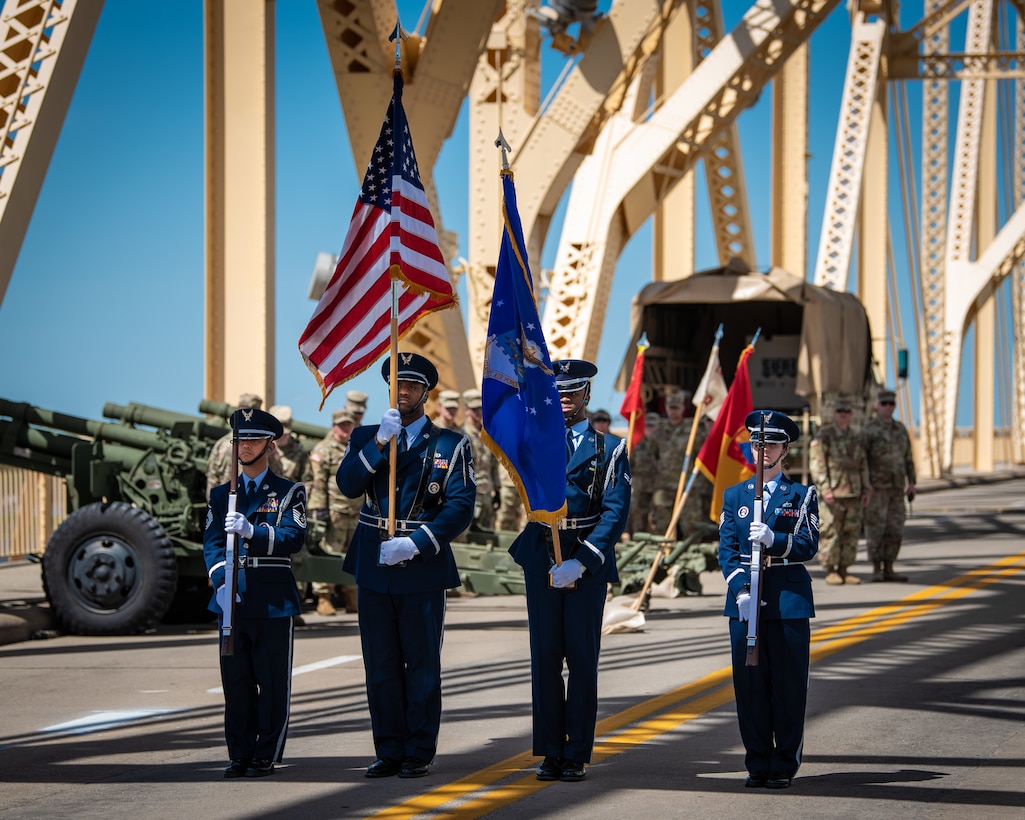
[624,333,649,456]
[385,21,407,536]
[663,323,724,538]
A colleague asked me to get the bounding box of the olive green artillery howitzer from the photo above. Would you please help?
[612,524,721,604]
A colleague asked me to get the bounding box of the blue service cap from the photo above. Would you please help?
[230,407,284,440]
[746,409,800,444]
[553,359,597,393]
[380,352,439,390]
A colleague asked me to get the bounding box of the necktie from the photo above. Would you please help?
[566,428,574,458]
[248,479,257,497]
[762,484,771,512]
[398,428,408,453]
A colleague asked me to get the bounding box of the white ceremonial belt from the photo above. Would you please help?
[359,513,420,534]
[244,556,291,568]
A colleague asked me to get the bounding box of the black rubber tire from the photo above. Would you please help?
[42,502,178,635]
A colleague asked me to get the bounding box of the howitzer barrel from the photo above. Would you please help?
[1,399,179,454]
[104,401,227,441]
[199,399,329,441]
[0,419,156,476]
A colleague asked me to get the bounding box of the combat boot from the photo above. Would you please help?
[839,565,861,585]
[883,561,908,582]
[871,561,884,582]
[824,566,844,585]
[316,592,337,616]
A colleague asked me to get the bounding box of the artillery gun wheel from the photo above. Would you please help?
[42,502,178,635]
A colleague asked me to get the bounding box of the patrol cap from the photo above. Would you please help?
[644,411,661,426]
[269,404,292,431]
[553,359,597,393]
[877,389,897,403]
[462,389,482,409]
[332,408,357,426]
[230,407,283,440]
[591,408,611,423]
[834,395,854,412]
[381,352,439,390]
[438,389,461,409]
[237,392,263,409]
[345,389,368,409]
[664,389,687,408]
[746,409,800,444]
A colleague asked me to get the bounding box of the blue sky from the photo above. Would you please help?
[0,0,995,431]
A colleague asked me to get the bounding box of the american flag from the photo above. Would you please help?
[299,71,456,408]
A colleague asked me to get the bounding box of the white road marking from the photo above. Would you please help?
[41,709,181,736]
[206,654,362,694]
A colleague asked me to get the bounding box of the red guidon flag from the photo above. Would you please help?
[299,70,456,408]
[619,342,647,450]
[696,344,757,521]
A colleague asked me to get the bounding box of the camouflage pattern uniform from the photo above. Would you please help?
[205,393,262,498]
[308,411,361,611]
[271,434,312,486]
[649,415,712,539]
[808,419,870,583]
[627,423,658,534]
[496,466,525,532]
[461,390,500,530]
[863,401,916,580]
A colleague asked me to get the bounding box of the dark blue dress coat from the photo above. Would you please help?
[718,474,819,780]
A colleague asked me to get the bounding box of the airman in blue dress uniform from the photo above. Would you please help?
[204,407,308,779]
[718,410,819,790]
[509,359,631,783]
[337,352,475,779]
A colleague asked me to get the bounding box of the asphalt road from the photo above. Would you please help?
[0,479,1023,819]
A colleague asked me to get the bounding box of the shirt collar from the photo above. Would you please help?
[402,415,430,445]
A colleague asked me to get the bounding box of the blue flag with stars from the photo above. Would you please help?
[481,171,568,525]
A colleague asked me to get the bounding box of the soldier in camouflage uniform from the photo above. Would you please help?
[308,408,361,614]
[434,390,462,430]
[808,398,871,585]
[461,389,500,530]
[627,411,661,535]
[496,466,525,532]
[206,392,263,499]
[863,389,917,582]
[344,390,368,425]
[650,389,714,539]
[268,405,313,486]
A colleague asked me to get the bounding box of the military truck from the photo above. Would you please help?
[0,397,525,635]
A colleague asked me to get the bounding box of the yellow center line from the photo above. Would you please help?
[369,551,1025,819]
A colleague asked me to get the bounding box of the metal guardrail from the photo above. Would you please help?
[0,466,66,560]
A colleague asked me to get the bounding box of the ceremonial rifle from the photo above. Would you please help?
[746,412,767,667]
[220,415,240,656]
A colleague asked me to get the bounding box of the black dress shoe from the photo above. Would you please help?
[744,773,767,788]
[245,759,274,777]
[223,759,249,779]
[399,757,430,778]
[559,760,586,781]
[766,773,792,789]
[366,758,401,778]
[536,756,563,781]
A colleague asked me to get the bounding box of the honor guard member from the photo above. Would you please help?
[345,389,369,425]
[206,392,263,498]
[434,390,462,430]
[719,411,819,790]
[509,359,631,783]
[204,407,308,779]
[308,408,361,615]
[808,397,871,584]
[461,388,501,530]
[337,352,475,779]
[863,389,917,582]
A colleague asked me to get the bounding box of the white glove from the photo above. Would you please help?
[375,409,403,445]
[380,535,419,566]
[215,585,241,612]
[224,511,254,540]
[549,558,585,588]
[736,592,752,622]
[749,521,773,549]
